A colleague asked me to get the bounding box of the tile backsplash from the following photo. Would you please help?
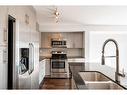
[67,48,83,57]
[39,48,52,57]
[39,48,84,57]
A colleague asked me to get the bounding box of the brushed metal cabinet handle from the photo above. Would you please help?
[3,28,7,42]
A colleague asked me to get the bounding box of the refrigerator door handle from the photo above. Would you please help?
[28,43,34,75]
[28,43,31,74]
[31,43,34,73]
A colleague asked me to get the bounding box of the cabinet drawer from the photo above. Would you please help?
[68,58,85,63]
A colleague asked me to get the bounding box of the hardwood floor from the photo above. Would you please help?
[40,78,72,89]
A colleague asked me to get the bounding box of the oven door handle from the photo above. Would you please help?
[51,60,66,62]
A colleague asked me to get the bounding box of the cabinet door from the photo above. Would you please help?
[42,61,45,79]
[30,29,39,43]
[65,32,83,48]
[71,76,77,89]
[39,32,41,48]
[0,27,7,45]
[45,59,50,75]
[41,33,46,48]
[0,28,4,45]
[39,60,45,84]
[19,22,30,42]
[0,47,3,89]
[74,32,83,48]
[0,7,8,45]
[0,47,8,89]
[39,61,42,84]
[66,33,73,48]
[41,33,52,48]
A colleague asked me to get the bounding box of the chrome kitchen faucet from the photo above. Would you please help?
[101,39,125,83]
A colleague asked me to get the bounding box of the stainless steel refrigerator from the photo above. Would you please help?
[17,22,39,89]
[18,42,39,89]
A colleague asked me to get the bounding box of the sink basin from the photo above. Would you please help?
[85,81,123,89]
[79,71,125,90]
[79,71,110,82]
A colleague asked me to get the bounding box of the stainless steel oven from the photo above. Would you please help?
[51,51,69,78]
[51,59,66,72]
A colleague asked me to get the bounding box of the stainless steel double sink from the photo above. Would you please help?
[79,71,126,89]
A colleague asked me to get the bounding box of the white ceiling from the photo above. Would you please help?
[33,6,127,32]
[34,6,127,26]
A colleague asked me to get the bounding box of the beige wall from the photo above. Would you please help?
[39,49,52,57]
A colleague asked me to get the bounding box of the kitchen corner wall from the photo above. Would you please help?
[84,25,127,86]
[39,32,85,58]
[84,25,127,73]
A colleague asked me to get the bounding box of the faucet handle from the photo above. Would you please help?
[117,68,125,77]
[119,68,126,77]
[122,68,125,76]
[101,54,105,65]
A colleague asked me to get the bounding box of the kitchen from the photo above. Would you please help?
[39,32,85,89]
[0,6,127,90]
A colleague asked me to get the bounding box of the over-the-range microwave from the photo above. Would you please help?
[51,39,67,48]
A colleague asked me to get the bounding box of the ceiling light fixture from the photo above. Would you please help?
[54,7,59,23]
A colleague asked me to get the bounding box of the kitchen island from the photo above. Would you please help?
[69,62,127,89]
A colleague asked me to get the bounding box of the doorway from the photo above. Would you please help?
[8,15,16,89]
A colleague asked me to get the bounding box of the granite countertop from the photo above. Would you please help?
[69,62,127,89]
[69,63,86,89]
[39,56,85,61]
[67,56,85,58]
[39,56,51,61]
